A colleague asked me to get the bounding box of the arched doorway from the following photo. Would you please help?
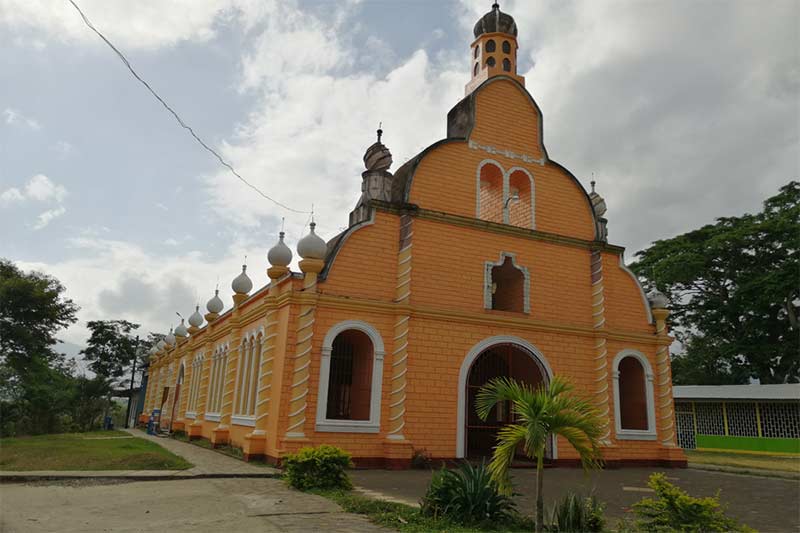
[458,338,552,459]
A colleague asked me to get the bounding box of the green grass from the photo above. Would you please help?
[316,489,535,533]
[0,431,193,471]
[686,449,800,474]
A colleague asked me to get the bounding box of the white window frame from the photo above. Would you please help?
[315,320,385,433]
[612,349,657,440]
[233,328,264,425]
[205,343,229,419]
[474,159,536,229]
[484,251,531,313]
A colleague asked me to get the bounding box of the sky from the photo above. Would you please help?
[1,0,798,355]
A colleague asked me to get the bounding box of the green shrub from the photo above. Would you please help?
[420,462,518,525]
[283,444,353,491]
[547,492,605,532]
[629,472,753,532]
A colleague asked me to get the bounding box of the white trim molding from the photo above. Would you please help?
[456,335,555,458]
[475,159,536,229]
[612,349,657,441]
[315,320,385,434]
[231,415,256,427]
[204,412,221,423]
[484,251,531,314]
[185,411,196,420]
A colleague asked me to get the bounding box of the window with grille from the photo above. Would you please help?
[726,402,758,437]
[694,402,725,435]
[760,402,800,438]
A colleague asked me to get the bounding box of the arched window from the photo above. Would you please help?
[234,334,262,424]
[316,321,385,433]
[205,344,229,421]
[486,56,496,68]
[612,350,656,440]
[485,39,496,53]
[474,45,479,59]
[484,252,530,314]
[473,62,479,77]
[478,162,503,223]
[186,353,203,418]
[502,40,511,54]
[503,58,511,72]
[507,168,534,229]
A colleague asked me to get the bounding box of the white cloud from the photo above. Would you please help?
[52,140,74,157]
[0,187,24,205]
[3,107,41,130]
[0,0,255,51]
[33,206,67,230]
[24,174,68,203]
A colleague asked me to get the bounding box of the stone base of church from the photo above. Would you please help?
[187,421,204,440]
[242,431,267,462]
[171,419,186,433]
[211,425,230,447]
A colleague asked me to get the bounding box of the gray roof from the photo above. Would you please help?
[673,384,800,401]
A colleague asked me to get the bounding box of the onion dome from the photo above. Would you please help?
[268,231,292,267]
[174,319,188,338]
[156,339,167,351]
[188,305,204,328]
[473,2,517,38]
[149,345,157,356]
[297,222,327,260]
[164,328,176,346]
[363,127,392,171]
[206,289,224,314]
[648,288,669,309]
[231,264,253,295]
[589,180,607,217]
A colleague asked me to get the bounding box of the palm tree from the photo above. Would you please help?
[476,375,604,532]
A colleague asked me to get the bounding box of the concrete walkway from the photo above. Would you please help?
[1,429,279,482]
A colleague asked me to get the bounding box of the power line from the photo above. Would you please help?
[66,0,311,215]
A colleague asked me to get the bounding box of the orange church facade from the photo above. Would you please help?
[142,4,686,468]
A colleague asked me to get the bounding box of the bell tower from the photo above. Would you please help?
[466,2,526,95]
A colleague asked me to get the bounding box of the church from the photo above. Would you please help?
[142,3,686,468]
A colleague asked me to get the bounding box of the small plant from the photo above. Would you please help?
[411,447,432,469]
[629,472,753,532]
[420,462,518,525]
[283,444,353,491]
[547,492,605,532]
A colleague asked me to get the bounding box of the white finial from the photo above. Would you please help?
[297,221,327,260]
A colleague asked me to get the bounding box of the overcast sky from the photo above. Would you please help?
[1,0,798,351]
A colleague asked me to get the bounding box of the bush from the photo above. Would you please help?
[284,444,353,491]
[547,492,605,532]
[411,448,432,469]
[420,462,518,525]
[629,473,753,532]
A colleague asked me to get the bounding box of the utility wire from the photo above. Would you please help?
[66,0,311,215]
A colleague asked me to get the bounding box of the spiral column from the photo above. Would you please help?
[653,307,676,446]
[387,214,413,440]
[590,250,611,443]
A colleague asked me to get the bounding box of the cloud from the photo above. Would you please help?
[1,174,68,208]
[52,140,74,157]
[0,0,254,51]
[32,206,67,230]
[3,108,40,130]
[25,174,68,202]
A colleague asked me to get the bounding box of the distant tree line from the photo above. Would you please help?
[0,259,155,436]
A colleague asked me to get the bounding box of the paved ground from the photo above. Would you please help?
[351,467,800,533]
[0,477,388,532]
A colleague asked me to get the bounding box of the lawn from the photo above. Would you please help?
[0,431,193,471]
[686,449,800,474]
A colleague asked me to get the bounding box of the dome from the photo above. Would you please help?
[156,339,167,350]
[175,319,188,338]
[188,305,204,327]
[148,346,157,355]
[164,328,176,346]
[648,289,669,309]
[297,222,327,260]
[589,181,607,217]
[268,231,293,267]
[473,3,517,38]
[364,128,392,171]
[206,289,224,314]
[231,264,253,295]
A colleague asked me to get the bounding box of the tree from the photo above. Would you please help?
[631,182,799,384]
[0,259,78,436]
[80,320,140,381]
[476,376,604,533]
